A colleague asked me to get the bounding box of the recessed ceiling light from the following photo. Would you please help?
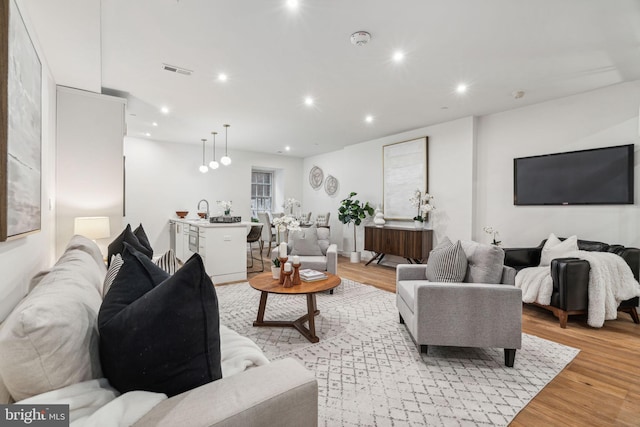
[286,0,299,9]
[285,146,291,151]
[160,106,169,114]
[365,115,374,123]
[145,132,151,137]
[218,73,228,82]
[304,96,314,106]
[392,51,404,62]
[456,83,468,94]
[152,122,158,127]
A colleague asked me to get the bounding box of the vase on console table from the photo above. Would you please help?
[373,207,385,227]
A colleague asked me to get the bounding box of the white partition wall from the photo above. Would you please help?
[55,87,125,257]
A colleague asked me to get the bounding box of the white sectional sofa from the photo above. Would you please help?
[0,236,318,426]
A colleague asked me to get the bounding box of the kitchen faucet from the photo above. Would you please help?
[197,199,209,219]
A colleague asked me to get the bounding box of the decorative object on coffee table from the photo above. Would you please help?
[271,258,280,279]
[282,263,293,288]
[292,255,301,285]
[278,241,288,285]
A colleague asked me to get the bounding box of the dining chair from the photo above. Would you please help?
[247,224,264,272]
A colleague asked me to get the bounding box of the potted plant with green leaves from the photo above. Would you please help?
[271,257,281,279]
[338,192,374,263]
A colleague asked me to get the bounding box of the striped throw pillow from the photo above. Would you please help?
[425,239,467,283]
[103,254,123,297]
[153,249,179,275]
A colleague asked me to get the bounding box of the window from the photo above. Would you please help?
[251,170,273,216]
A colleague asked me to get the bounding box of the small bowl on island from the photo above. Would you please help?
[175,210,189,218]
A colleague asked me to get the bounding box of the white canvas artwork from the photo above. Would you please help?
[4,0,41,240]
[383,137,428,220]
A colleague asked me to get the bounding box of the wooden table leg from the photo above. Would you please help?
[254,291,268,324]
[253,291,320,343]
[306,294,317,341]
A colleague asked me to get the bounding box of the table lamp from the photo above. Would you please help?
[74,216,111,241]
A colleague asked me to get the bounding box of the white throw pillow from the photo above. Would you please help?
[0,247,104,401]
[539,233,578,267]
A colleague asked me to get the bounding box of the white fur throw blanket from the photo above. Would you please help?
[18,324,269,426]
[515,250,640,328]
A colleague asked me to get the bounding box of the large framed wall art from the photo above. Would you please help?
[0,0,42,241]
[383,137,428,220]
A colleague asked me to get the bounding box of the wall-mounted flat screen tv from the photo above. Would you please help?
[514,144,634,205]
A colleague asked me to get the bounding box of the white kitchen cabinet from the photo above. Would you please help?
[170,220,248,283]
[173,221,185,261]
[201,225,246,283]
[183,224,194,260]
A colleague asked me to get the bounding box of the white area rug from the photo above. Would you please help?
[217,279,579,427]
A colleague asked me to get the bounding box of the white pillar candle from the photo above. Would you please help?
[284,262,292,272]
[292,255,300,264]
[279,242,287,257]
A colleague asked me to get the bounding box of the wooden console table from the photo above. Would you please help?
[364,225,433,265]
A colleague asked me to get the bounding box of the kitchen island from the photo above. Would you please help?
[170,218,252,284]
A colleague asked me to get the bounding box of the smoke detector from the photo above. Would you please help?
[512,90,525,99]
[350,31,371,46]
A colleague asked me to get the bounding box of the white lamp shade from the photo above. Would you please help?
[74,216,111,240]
[220,156,231,166]
[209,160,219,169]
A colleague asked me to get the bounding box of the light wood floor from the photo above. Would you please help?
[248,253,640,426]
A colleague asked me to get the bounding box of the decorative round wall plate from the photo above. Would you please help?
[309,166,324,189]
[325,175,338,196]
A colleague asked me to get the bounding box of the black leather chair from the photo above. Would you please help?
[247,224,264,272]
[504,238,640,328]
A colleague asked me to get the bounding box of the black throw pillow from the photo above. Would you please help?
[107,224,152,266]
[133,223,153,258]
[98,248,222,397]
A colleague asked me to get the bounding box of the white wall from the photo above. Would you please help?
[475,81,640,248]
[303,117,475,260]
[123,137,304,252]
[0,0,57,321]
[55,87,125,257]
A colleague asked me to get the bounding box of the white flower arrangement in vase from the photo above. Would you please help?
[409,189,435,223]
[217,200,232,215]
[483,226,501,246]
[272,215,301,244]
[283,198,301,215]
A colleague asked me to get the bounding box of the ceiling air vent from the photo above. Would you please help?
[162,63,193,76]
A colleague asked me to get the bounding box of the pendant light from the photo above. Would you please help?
[221,124,231,166]
[199,139,208,173]
[209,131,219,169]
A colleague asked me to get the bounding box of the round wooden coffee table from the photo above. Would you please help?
[249,271,341,343]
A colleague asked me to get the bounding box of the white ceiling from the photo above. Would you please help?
[24,0,640,157]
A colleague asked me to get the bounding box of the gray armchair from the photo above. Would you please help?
[396,240,522,367]
[272,226,338,292]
